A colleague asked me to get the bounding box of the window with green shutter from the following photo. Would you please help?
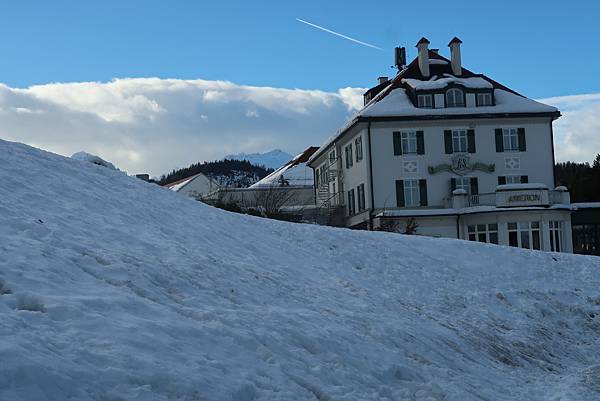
[419,179,428,206]
[467,129,476,153]
[495,128,504,152]
[416,131,425,155]
[518,128,526,151]
[396,180,405,207]
[393,132,402,155]
[470,177,478,195]
[444,130,453,154]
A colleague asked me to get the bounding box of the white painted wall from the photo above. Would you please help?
[369,117,556,211]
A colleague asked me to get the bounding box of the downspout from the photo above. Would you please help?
[550,119,557,187]
[367,120,375,230]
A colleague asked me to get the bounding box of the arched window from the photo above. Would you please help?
[446,88,465,107]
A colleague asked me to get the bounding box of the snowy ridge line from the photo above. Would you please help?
[1,139,600,400]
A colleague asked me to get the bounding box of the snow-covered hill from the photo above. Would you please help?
[224,149,293,170]
[2,139,600,401]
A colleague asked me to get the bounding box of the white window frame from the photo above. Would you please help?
[404,179,420,207]
[476,92,492,106]
[549,221,563,252]
[452,129,468,153]
[446,88,464,107]
[505,175,521,184]
[401,131,417,154]
[329,150,336,165]
[455,177,471,193]
[508,221,541,250]
[417,94,433,108]
[468,223,498,244]
[503,128,519,152]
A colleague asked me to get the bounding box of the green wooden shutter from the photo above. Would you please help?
[495,128,504,152]
[470,177,479,194]
[518,128,526,151]
[419,179,428,206]
[416,131,425,155]
[520,175,529,183]
[444,130,453,154]
[498,176,506,185]
[467,129,476,153]
[450,177,457,192]
[393,132,402,155]
[396,180,405,207]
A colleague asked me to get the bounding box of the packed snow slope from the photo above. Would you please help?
[1,140,600,401]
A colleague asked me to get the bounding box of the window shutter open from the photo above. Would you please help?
[396,180,405,207]
[419,179,428,206]
[416,131,425,155]
[450,177,457,192]
[498,176,506,185]
[393,132,402,155]
[518,128,526,151]
[467,129,476,153]
[495,128,504,152]
[444,130,452,154]
[520,175,529,183]
[470,177,479,194]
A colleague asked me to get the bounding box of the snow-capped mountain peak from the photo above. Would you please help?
[224,149,293,170]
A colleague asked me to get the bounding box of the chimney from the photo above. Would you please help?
[378,76,389,85]
[416,37,430,77]
[448,37,463,76]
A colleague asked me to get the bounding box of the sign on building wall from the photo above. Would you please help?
[428,155,495,176]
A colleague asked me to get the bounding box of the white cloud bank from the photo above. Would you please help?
[0,77,597,176]
[0,78,364,176]
[537,93,600,163]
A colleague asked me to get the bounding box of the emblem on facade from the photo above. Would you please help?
[428,154,495,176]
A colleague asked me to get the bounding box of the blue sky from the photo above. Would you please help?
[1,0,599,98]
[1,1,599,175]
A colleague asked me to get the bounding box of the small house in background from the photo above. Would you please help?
[202,147,318,220]
[163,173,220,199]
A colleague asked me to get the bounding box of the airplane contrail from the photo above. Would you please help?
[296,18,383,50]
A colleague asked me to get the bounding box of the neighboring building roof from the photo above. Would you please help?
[164,173,218,192]
[308,49,560,165]
[250,147,319,188]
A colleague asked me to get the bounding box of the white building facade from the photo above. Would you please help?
[308,37,573,253]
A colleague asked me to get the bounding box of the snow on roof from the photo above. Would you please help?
[362,88,558,117]
[572,202,600,209]
[71,151,116,170]
[403,75,492,90]
[250,147,318,188]
[496,183,549,191]
[166,174,199,191]
[309,50,560,164]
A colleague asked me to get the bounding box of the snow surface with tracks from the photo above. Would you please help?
[1,139,600,401]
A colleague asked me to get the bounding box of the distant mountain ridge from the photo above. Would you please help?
[224,149,293,170]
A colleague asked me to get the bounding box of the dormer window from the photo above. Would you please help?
[446,88,464,107]
[417,94,433,108]
[476,92,492,106]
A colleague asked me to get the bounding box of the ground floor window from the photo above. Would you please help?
[468,223,498,244]
[549,221,563,252]
[404,179,420,207]
[573,224,599,255]
[508,221,541,250]
[357,183,366,211]
[347,189,356,216]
